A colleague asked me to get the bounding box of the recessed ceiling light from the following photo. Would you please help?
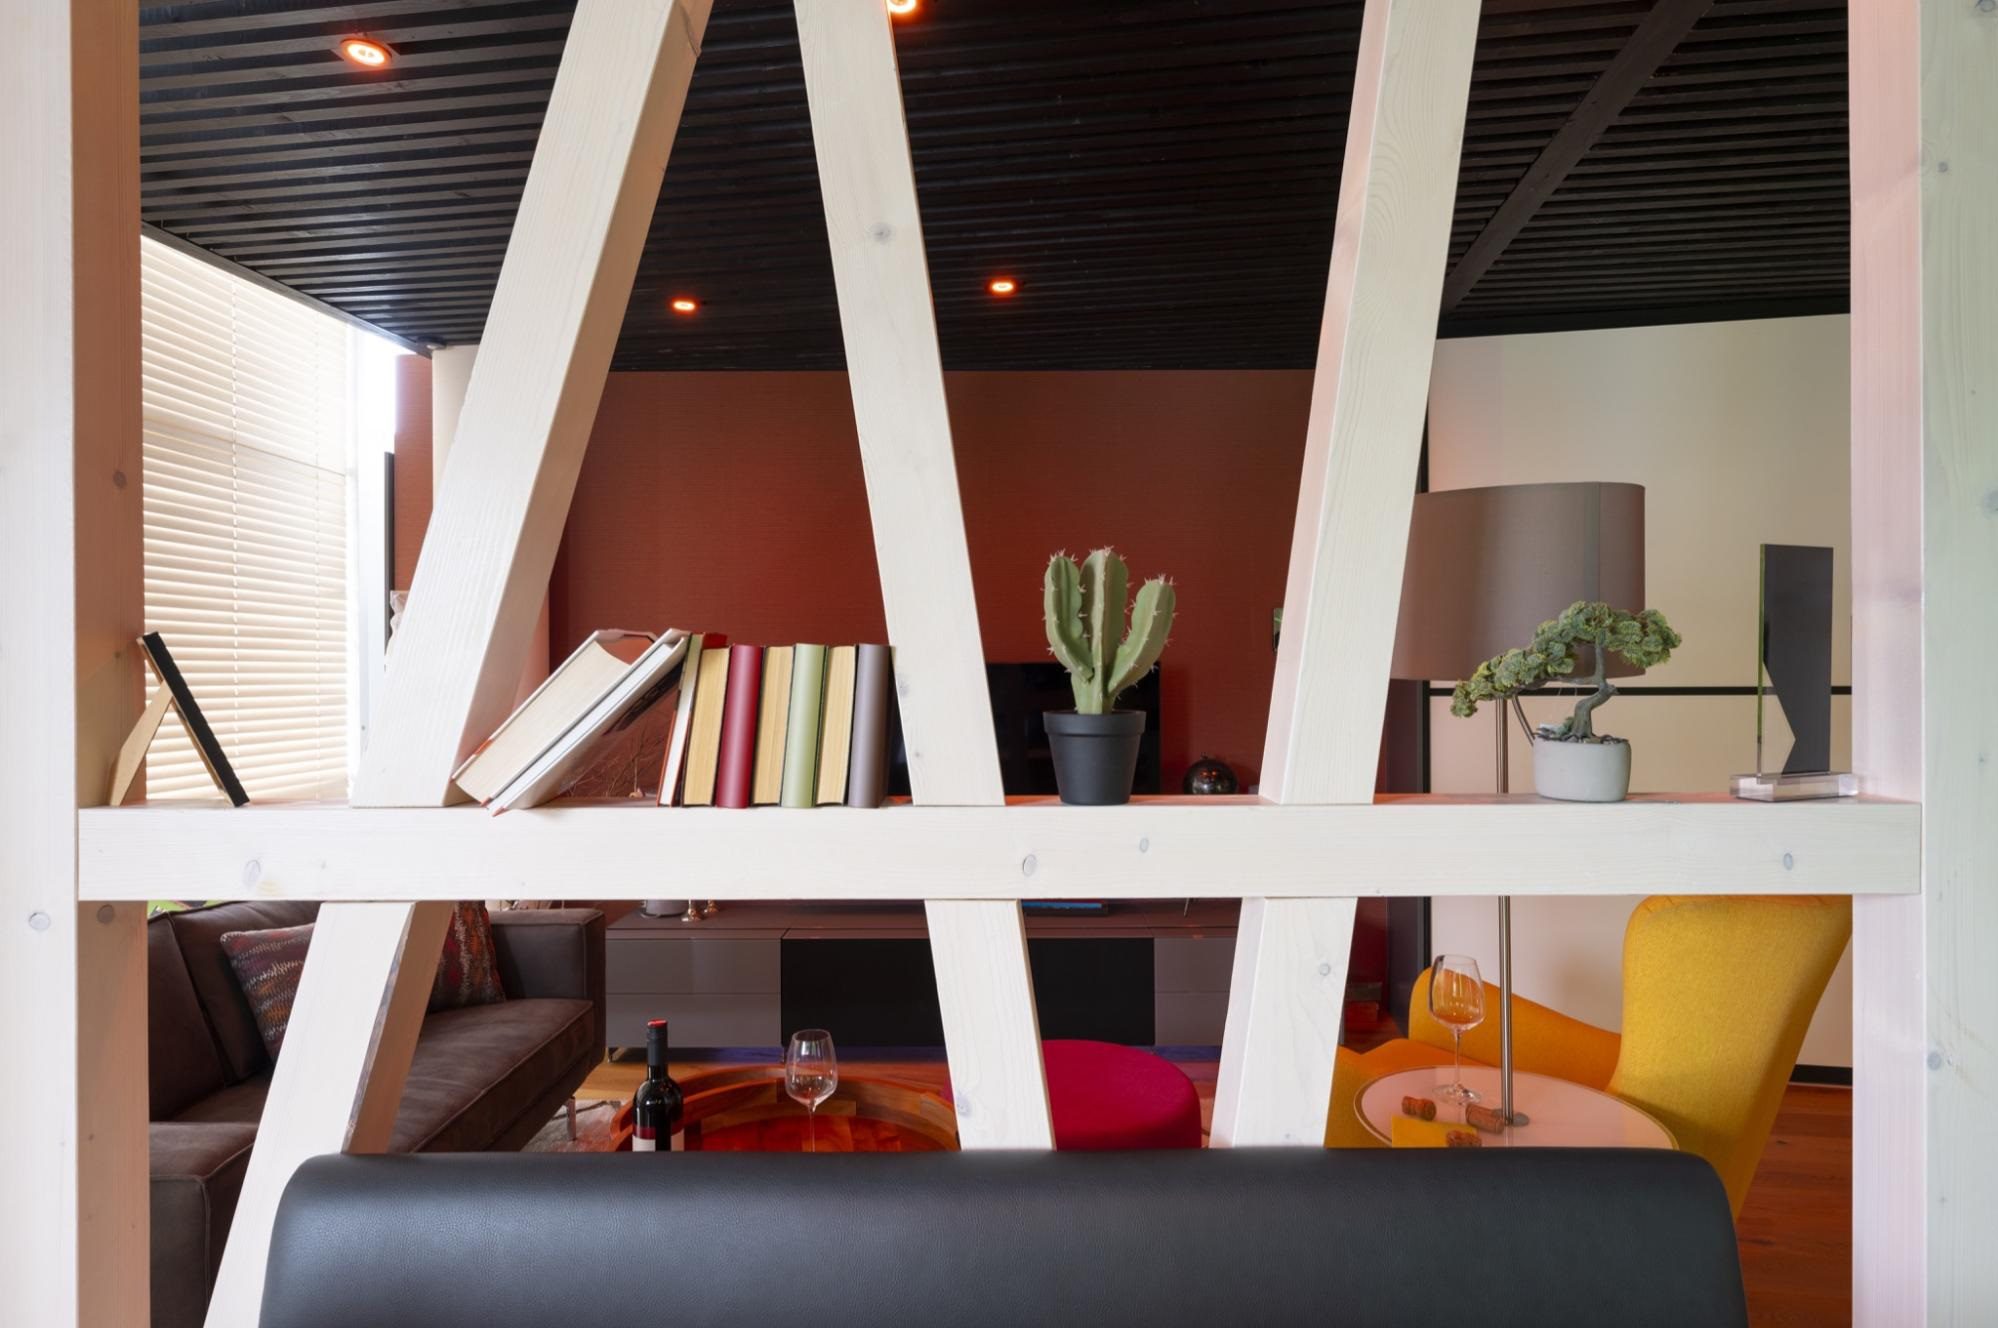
[670,297,699,314]
[886,0,920,15]
[336,37,394,68]
[987,277,1018,296]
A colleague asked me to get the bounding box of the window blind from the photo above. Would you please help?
[141,237,351,801]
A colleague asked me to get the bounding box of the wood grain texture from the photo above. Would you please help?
[794,0,1046,1150]
[1849,0,1998,1320]
[355,0,709,805]
[109,685,173,806]
[78,795,1919,903]
[1259,0,1480,807]
[1210,897,1358,1147]
[0,3,149,1323]
[1222,0,1479,1148]
[202,902,451,1328]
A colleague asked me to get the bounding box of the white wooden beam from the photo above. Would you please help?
[1850,0,1998,1318]
[0,3,148,1323]
[78,797,1918,903]
[1215,0,1480,1147]
[203,903,451,1328]
[793,0,1048,1149]
[356,0,710,806]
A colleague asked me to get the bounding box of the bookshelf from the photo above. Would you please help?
[82,794,1919,904]
[11,0,1988,1321]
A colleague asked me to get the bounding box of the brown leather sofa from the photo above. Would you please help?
[148,901,605,1328]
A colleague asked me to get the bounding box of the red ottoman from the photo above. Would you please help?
[1042,1039,1202,1150]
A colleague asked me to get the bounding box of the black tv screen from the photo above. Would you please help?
[887,662,1161,797]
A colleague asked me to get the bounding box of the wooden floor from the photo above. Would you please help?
[578,1054,1851,1325]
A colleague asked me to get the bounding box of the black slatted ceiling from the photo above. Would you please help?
[137,0,1850,368]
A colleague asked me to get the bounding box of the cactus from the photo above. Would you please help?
[1043,548,1176,713]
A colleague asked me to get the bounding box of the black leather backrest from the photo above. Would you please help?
[262,1149,1746,1328]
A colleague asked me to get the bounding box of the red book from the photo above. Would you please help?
[714,643,763,809]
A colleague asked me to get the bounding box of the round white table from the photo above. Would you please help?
[1357,1065,1676,1150]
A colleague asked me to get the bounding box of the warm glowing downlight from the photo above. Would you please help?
[988,277,1018,296]
[887,0,920,15]
[337,37,394,68]
[670,297,700,314]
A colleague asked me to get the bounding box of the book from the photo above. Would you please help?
[655,633,719,806]
[679,643,736,807]
[815,645,858,804]
[781,645,828,808]
[489,630,688,812]
[751,646,794,806]
[138,632,248,807]
[846,643,892,808]
[453,629,655,804]
[715,643,765,810]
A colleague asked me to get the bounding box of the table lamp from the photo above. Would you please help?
[1392,480,1646,1125]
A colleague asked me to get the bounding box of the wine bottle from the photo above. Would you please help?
[631,1018,684,1153]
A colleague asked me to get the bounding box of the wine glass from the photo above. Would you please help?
[786,1029,838,1152]
[1428,955,1485,1105]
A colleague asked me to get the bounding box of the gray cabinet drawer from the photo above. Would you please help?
[605,937,779,995]
[1153,990,1229,1045]
[606,994,781,1049]
[1154,937,1235,992]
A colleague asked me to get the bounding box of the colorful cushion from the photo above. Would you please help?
[429,901,507,1012]
[217,922,315,1060]
[1042,1039,1202,1150]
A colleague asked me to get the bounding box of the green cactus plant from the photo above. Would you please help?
[1044,548,1176,714]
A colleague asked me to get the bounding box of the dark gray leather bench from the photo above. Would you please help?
[261,1149,1746,1328]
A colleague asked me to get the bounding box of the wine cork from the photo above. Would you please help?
[1400,1095,1437,1121]
[1444,1129,1481,1148]
[1465,1104,1507,1134]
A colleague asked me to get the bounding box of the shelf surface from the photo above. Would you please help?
[80,792,1920,903]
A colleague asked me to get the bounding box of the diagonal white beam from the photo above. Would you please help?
[357,0,710,807]
[1213,0,1480,1147]
[795,0,1051,1149]
[206,3,711,1320]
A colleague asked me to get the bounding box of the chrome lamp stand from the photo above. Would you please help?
[1494,703,1529,1127]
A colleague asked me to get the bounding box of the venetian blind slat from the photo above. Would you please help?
[141,236,351,802]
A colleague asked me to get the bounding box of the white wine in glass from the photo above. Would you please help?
[785,1028,838,1152]
[1428,955,1485,1105]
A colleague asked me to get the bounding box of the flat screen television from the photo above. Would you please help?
[887,662,1162,797]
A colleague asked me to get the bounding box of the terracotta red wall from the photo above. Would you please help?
[550,370,1314,789]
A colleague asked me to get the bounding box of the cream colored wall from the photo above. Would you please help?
[1425,314,1854,1067]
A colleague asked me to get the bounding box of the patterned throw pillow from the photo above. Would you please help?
[218,922,315,1060]
[430,901,507,1012]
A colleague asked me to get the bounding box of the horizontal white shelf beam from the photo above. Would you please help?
[82,794,1918,903]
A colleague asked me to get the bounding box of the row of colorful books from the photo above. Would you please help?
[452,630,892,813]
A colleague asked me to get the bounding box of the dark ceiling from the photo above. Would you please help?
[137,0,1848,369]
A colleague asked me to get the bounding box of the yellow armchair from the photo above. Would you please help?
[1327,894,1852,1218]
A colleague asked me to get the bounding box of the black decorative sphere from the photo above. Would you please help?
[1181,756,1239,796]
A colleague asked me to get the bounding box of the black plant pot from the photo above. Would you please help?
[1044,709,1146,806]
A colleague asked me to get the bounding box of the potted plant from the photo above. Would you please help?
[1450,600,1682,802]
[1042,548,1175,805]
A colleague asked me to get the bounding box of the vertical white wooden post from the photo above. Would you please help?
[794,0,1052,1149]
[1212,0,1480,1147]
[1849,0,1998,1318]
[0,4,148,1324]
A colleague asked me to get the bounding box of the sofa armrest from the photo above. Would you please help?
[489,908,606,1048]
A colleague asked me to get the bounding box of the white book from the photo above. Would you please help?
[452,629,655,804]
[489,630,689,812]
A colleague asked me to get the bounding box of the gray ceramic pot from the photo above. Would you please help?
[1044,709,1146,805]
[1530,736,1632,802]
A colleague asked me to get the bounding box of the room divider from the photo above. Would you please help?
[7,1,1987,1325]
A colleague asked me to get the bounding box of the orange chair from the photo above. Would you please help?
[1326,895,1851,1216]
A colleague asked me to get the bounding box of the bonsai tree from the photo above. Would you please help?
[1044,548,1175,713]
[1451,600,1681,741]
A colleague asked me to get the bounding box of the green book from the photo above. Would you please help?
[780,644,827,808]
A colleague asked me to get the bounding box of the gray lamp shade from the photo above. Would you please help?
[1391,481,1646,682]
